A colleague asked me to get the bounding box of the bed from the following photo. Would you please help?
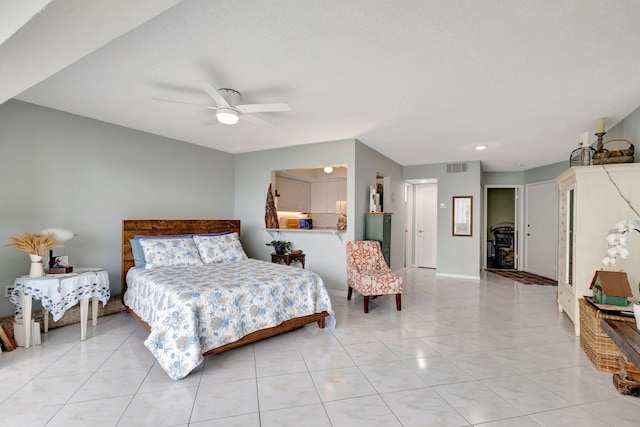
[122,219,334,379]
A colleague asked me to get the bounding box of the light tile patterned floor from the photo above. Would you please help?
[1,268,639,426]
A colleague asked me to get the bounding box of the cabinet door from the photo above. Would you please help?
[275,177,288,211]
[310,182,328,212]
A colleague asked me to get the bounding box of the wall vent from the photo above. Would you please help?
[446,162,468,173]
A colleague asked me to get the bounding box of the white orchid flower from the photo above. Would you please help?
[607,245,629,258]
[606,233,627,246]
[615,219,640,233]
[602,256,616,266]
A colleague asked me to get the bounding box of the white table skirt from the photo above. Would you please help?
[11,269,110,321]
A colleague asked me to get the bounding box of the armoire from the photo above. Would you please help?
[556,163,640,335]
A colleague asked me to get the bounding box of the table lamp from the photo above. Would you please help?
[41,228,74,272]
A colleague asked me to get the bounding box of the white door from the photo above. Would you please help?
[415,184,437,268]
[525,181,558,279]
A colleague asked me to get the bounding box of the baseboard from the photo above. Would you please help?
[435,272,481,281]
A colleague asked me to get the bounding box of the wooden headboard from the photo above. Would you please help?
[121,219,241,296]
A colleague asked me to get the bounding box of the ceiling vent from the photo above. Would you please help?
[446,162,468,173]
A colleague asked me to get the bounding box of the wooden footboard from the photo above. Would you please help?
[126,308,329,356]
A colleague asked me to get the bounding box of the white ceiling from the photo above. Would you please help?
[4,0,640,171]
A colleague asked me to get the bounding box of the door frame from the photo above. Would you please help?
[483,184,524,271]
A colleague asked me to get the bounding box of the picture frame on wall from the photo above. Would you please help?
[452,196,473,236]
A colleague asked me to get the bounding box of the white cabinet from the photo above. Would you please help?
[556,164,640,335]
[276,176,310,212]
[310,180,347,213]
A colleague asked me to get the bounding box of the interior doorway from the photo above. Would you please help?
[415,183,437,268]
[484,186,522,270]
[404,179,438,269]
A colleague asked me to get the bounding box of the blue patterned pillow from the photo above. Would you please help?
[193,233,248,264]
[131,232,232,267]
[139,238,203,269]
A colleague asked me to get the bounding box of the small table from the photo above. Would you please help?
[11,269,110,348]
[271,253,306,268]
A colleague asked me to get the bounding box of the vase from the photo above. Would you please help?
[634,303,640,330]
[29,254,44,278]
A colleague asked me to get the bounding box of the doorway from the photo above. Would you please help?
[415,183,437,268]
[484,186,522,270]
[404,180,438,269]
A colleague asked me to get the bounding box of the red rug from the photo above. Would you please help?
[487,269,557,286]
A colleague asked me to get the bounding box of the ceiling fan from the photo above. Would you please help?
[155,82,290,125]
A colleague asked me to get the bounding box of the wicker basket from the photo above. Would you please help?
[579,298,636,372]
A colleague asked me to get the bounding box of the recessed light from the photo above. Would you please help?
[475,145,487,151]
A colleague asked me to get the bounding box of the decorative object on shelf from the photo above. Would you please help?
[266,240,292,255]
[590,271,633,306]
[591,118,635,165]
[265,184,279,229]
[336,200,347,231]
[569,132,595,167]
[41,227,74,272]
[5,232,61,277]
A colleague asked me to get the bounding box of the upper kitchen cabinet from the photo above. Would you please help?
[310,180,347,213]
[274,166,347,213]
[276,176,310,212]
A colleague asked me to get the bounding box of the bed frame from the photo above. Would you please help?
[121,219,328,356]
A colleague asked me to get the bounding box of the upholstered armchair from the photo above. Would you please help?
[346,240,402,313]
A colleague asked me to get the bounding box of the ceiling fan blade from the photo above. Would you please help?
[153,97,216,110]
[235,103,290,114]
[200,82,230,107]
[242,113,276,126]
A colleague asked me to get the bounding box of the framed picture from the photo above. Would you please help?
[53,255,69,268]
[452,196,473,236]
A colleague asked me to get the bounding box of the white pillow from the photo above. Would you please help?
[139,238,203,269]
[193,233,248,264]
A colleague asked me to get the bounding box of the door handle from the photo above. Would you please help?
[526,233,530,236]
[418,230,424,233]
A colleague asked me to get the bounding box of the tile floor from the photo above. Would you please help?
[1,268,640,426]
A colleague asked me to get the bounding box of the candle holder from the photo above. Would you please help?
[595,131,607,152]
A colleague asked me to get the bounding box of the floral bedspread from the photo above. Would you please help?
[124,259,334,379]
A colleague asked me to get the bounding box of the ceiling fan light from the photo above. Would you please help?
[216,109,239,125]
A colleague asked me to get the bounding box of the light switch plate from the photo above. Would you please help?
[4,285,13,298]
[439,202,447,209]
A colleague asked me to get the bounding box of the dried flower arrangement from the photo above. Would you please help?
[5,232,62,256]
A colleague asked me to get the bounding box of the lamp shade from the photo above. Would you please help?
[216,109,240,125]
[41,228,74,243]
[335,200,347,213]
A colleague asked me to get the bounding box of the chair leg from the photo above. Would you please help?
[347,286,353,301]
[395,294,401,311]
[363,296,369,313]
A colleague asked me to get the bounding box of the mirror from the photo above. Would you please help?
[452,196,473,236]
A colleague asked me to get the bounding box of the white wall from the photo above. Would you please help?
[234,139,357,293]
[234,138,404,294]
[354,141,405,271]
[0,100,235,317]
[404,161,482,279]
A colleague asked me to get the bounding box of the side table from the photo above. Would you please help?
[11,268,110,348]
[271,253,306,268]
